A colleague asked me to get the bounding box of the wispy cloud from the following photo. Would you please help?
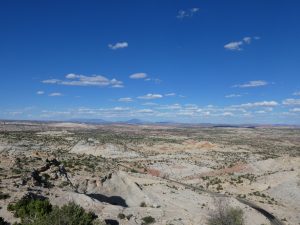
[225,94,241,98]
[137,109,154,113]
[177,8,199,19]
[224,36,260,51]
[36,91,44,95]
[293,91,300,96]
[110,78,124,88]
[118,97,133,102]
[108,42,128,50]
[42,73,123,88]
[142,102,158,106]
[138,93,163,100]
[49,92,62,97]
[243,37,252,44]
[165,93,176,97]
[237,101,278,108]
[42,79,60,84]
[129,73,147,79]
[157,104,182,110]
[233,80,268,88]
[222,112,234,116]
[145,78,162,84]
[224,41,243,51]
[290,108,300,112]
[282,98,300,105]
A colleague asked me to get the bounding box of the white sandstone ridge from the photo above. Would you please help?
[69,171,152,207]
[70,140,140,158]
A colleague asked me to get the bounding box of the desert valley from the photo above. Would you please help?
[0,121,299,225]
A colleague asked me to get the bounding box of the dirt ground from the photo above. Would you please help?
[0,121,299,225]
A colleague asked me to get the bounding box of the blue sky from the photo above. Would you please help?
[1,0,300,124]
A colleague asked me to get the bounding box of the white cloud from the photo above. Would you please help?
[42,79,60,84]
[108,42,128,50]
[49,92,62,97]
[224,41,243,51]
[243,37,252,44]
[144,78,162,84]
[42,74,123,88]
[110,78,124,88]
[9,111,23,116]
[129,73,147,79]
[255,110,267,114]
[111,84,124,88]
[177,8,199,19]
[165,93,176,97]
[224,36,260,51]
[137,109,154,113]
[290,108,300,112]
[222,112,234,116]
[225,94,241,98]
[293,91,300,96]
[118,97,133,102]
[36,91,44,95]
[234,80,268,88]
[238,101,279,108]
[112,107,130,111]
[65,74,77,79]
[282,98,300,105]
[142,102,158,106]
[157,104,182,110]
[138,93,163,100]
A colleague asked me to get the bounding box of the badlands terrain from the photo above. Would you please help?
[0,121,299,225]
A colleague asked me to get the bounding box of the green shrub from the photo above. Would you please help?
[7,194,98,225]
[207,206,244,225]
[117,213,126,219]
[7,195,52,221]
[141,216,155,224]
[31,202,96,225]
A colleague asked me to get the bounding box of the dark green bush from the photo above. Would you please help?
[117,213,126,219]
[0,193,10,200]
[0,217,9,225]
[140,202,147,207]
[31,202,96,225]
[7,194,97,225]
[7,195,52,221]
[141,216,155,224]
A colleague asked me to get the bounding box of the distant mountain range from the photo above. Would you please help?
[64,119,300,128]
[1,118,300,128]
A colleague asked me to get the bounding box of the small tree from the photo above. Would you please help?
[207,198,244,225]
[7,193,99,225]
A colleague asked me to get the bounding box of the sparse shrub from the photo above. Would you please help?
[130,168,138,173]
[7,194,98,225]
[0,217,9,225]
[207,198,244,225]
[140,202,147,207]
[117,213,126,219]
[32,202,97,225]
[0,192,10,200]
[141,216,155,224]
[7,194,52,221]
[126,214,133,220]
